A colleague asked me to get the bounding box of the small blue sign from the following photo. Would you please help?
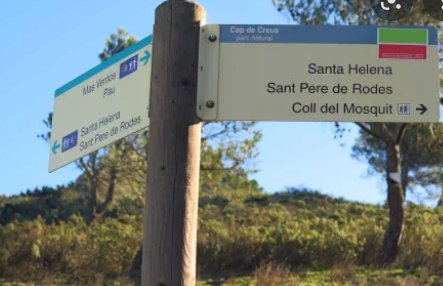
[62,130,78,152]
[120,55,138,79]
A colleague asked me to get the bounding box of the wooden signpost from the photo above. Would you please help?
[143,9,439,284]
[142,2,205,286]
[49,1,440,285]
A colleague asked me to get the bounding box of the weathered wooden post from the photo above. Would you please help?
[142,1,205,286]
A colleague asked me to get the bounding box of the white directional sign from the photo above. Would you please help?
[197,25,440,123]
[49,35,152,172]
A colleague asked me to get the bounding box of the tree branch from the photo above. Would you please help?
[381,124,395,142]
[200,166,237,172]
[96,165,117,216]
[126,178,145,206]
[201,129,228,142]
[77,157,93,181]
[355,122,386,141]
[396,123,408,144]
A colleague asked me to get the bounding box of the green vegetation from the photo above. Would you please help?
[2,186,443,285]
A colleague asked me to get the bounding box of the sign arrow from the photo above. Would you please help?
[52,140,61,155]
[140,50,151,66]
[416,104,428,115]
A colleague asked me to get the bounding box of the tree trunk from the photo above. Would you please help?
[96,166,118,217]
[85,178,98,225]
[380,142,405,265]
[130,247,143,285]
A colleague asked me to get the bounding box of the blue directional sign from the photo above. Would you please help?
[120,55,138,79]
[61,130,78,152]
[49,35,153,172]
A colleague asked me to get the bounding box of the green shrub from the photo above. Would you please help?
[0,215,142,283]
[398,206,443,272]
[3,189,443,283]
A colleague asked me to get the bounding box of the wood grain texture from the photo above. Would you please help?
[142,1,205,286]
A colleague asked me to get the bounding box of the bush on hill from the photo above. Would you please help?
[1,187,443,284]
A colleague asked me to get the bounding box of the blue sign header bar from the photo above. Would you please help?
[55,35,152,98]
[220,25,438,45]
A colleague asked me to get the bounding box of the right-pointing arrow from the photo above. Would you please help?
[416,104,428,115]
[140,50,151,66]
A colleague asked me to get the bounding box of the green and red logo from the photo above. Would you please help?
[378,28,428,60]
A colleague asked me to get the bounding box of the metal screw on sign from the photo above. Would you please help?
[206,100,215,108]
[209,34,217,42]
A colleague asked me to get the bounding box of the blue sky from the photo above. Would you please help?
[0,0,418,205]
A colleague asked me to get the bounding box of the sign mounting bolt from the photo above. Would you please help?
[209,34,217,42]
[206,100,215,108]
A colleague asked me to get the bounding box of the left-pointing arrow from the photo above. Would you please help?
[52,140,61,155]
[140,50,151,66]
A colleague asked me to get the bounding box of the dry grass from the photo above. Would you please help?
[347,267,432,286]
[329,259,358,283]
[253,262,300,286]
